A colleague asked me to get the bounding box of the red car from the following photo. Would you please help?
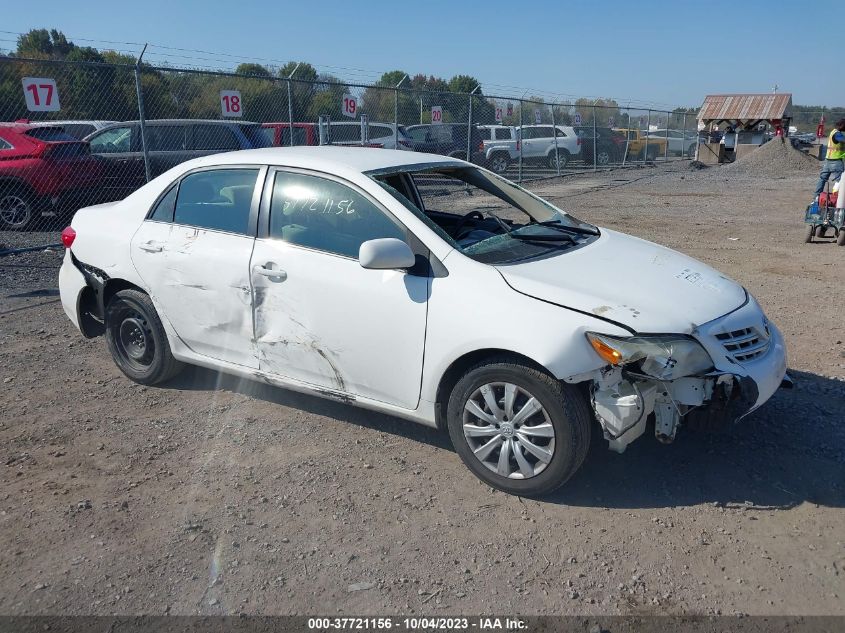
[261,122,319,147]
[0,122,104,230]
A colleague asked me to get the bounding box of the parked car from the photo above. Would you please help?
[405,124,485,163]
[85,119,271,200]
[477,125,520,174]
[261,122,318,147]
[573,126,626,166]
[26,119,116,140]
[646,129,697,157]
[519,125,581,169]
[327,121,413,150]
[0,122,104,230]
[614,128,668,161]
[59,146,788,496]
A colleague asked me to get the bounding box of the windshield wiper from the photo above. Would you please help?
[534,219,600,236]
[510,232,577,243]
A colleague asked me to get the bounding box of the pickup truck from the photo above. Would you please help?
[614,128,667,161]
[477,125,520,174]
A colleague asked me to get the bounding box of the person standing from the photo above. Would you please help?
[815,119,845,198]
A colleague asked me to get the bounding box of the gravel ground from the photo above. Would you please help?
[0,161,843,617]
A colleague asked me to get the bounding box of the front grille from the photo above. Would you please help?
[715,326,770,363]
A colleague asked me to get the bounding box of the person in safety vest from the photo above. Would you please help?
[815,119,845,198]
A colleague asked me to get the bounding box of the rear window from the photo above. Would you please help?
[192,125,240,151]
[26,128,78,142]
[239,124,272,148]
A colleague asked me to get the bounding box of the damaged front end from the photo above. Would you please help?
[584,332,759,452]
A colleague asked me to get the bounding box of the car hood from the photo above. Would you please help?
[495,228,746,333]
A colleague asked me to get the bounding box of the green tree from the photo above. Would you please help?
[235,63,271,77]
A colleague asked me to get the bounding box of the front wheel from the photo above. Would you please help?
[105,289,183,385]
[804,224,815,243]
[837,229,845,246]
[446,358,591,497]
[548,150,570,170]
[0,189,37,230]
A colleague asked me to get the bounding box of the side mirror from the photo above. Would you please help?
[359,238,415,270]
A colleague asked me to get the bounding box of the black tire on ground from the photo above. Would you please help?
[105,289,183,385]
[804,224,815,243]
[547,150,570,170]
[838,229,845,247]
[815,225,827,238]
[0,185,37,230]
[488,152,510,174]
[446,357,591,497]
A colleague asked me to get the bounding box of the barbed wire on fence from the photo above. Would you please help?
[0,56,833,242]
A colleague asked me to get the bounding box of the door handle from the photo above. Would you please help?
[253,265,287,281]
[138,241,163,253]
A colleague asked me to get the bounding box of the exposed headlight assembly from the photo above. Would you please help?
[585,332,713,380]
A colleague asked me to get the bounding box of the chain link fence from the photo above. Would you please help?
[1,55,798,250]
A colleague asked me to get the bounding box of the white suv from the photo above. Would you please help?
[520,125,582,169]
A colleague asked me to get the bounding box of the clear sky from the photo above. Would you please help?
[3,0,839,108]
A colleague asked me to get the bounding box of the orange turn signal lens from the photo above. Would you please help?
[587,335,623,365]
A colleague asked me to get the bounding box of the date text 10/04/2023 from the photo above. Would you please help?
[307,617,528,630]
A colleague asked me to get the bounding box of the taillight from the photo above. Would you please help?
[516,140,521,151]
[478,141,484,151]
[61,226,76,248]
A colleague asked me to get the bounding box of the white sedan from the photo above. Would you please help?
[59,147,789,496]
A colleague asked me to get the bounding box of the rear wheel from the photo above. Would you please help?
[815,225,828,238]
[838,229,845,246]
[446,358,591,497]
[596,149,611,166]
[0,187,36,230]
[488,153,510,174]
[105,289,183,385]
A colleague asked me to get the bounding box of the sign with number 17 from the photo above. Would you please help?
[22,77,60,112]
[220,90,243,118]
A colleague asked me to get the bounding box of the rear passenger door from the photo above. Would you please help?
[130,166,264,368]
[146,124,190,177]
[190,124,242,159]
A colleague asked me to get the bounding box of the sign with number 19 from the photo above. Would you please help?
[220,90,243,118]
[342,94,358,118]
[22,77,60,112]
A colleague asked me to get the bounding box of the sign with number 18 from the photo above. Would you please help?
[220,90,243,118]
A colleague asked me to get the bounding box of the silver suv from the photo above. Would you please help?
[478,125,520,173]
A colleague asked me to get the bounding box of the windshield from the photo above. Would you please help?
[370,165,598,265]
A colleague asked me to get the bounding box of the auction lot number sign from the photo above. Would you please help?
[431,106,443,124]
[220,90,243,117]
[342,94,358,118]
[22,77,60,112]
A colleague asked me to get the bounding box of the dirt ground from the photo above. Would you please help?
[0,161,843,617]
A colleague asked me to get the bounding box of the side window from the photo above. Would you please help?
[87,126,132,153]
[173,169,258,235]
[0,138,12,150]
[370,125,392,139]
[478,128,491,141]
[148,126,187,151]
[150,184,178,222]
[269,171,405,258]
[555,128,568,137]
[499,128,513,140]
[192,125,240,151]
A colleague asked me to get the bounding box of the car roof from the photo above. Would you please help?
[95,119,261,130]
[179,146,461,174]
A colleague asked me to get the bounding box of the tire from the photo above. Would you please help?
[488,153,510,174]
[446,358,591,497]
[804,224,815,243]
[0,186,37,230]
[646,147,659,161]
[838,230,845,247]
[815,225,827,239]
[595,149,611,166]
[105,289,183,385]
[548,149,570,170]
